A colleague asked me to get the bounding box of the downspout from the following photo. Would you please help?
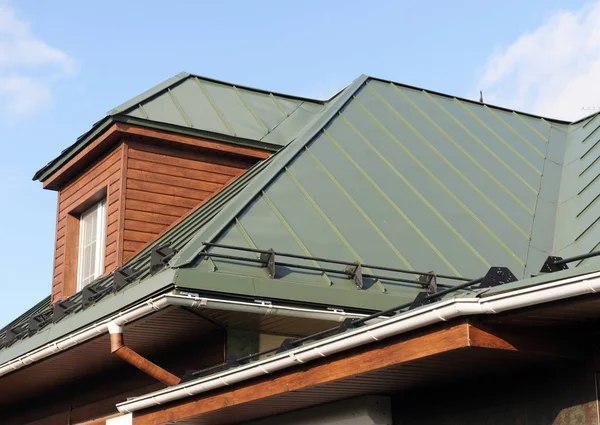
[108,322,180,386]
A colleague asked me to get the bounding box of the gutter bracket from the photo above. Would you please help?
[335,317,364,334]
[223,357,251,371]
[409,292,436,310]
[345,261,363,289]
[260,249,276,278]
[150,245,178,275]
[113,266,137,293]
[540,256,568,273]
[477,266,518,289]
[276,337,302,354]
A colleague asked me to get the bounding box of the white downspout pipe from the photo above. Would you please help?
[117,272,600,414]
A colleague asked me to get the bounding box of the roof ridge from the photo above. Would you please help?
[107,72,331,118]
[106,72,191,116]
[366,75,575,125]
[170,74,370,267]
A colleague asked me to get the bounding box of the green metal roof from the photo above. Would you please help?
[171,76,600,291]
[33,73,327,183]
[7,72,600,363]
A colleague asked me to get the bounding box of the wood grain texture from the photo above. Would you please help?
[50,133,264,301]
[132,323,472,424]
[52,144,125,303]
[121,141,249,262]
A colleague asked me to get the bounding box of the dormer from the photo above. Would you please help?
[34,73,326,303]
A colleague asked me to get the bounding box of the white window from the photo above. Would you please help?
[77,200,106,290]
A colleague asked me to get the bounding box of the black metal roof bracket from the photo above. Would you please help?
[82,282,113,310]
[477,266,518,288]
[345,261,363,289]
[5,324,25,347]
[28,308,53,335]
[540,256,569,273]
[408,291,437,310]
[418,271,438,293]
[260,248,276,278]
[150,245,178,275]
[539,250,600,273]
[52,298,77,323]
[113,266,137,293]
[335,317,364,335]
[275,337,302,354]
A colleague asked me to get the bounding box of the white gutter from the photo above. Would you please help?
[117,271,600,414]
[0,292,373,378]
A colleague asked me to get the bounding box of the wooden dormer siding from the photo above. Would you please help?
[50,124,269,303]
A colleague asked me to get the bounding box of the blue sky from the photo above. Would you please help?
[0,0,595,326]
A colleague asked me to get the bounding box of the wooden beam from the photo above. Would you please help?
[132,320,580,425]
[43,124,121,190]
[132,322,471,424]
[114,123,270,160]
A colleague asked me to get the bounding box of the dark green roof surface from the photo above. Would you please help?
[6,72,600,363]
[172,76,600,287]
[33,73,327,183]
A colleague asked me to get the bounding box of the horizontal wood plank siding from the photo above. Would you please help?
[122,141,250,262]
[49,134,263,302]
[52,144,125,303]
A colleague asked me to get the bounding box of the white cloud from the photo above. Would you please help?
[0,3,74,118]
[477,1,600,121]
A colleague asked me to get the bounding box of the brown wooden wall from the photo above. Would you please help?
[52,144,125,303]
[51,135,262,303]
[122,140,252,262]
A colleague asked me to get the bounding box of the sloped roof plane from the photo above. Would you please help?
[172,76,598,288]
[33,72,328,183]
[4,72,600,364]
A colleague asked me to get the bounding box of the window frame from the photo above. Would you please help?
[76,199,107,291]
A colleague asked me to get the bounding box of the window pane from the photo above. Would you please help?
[78,200,106,291]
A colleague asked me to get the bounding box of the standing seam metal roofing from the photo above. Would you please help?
[33,72,328,183]
[170,75,600,301]
[8,72,600,360]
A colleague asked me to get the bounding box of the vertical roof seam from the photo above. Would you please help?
[367,85,529,239]
[453,98,542,176]
[511,111,549,142]
[167,88,193,128]
[192,77,237,136]
[424,91,538,194]
[233,86,270,133]
[283,167,387,293]
[260,191,333,286]
[234,218,261,251]
[303,146,413,269]
[170,75,371,267]
[390,83,534,217]
[322,126,460,276]
[339,108,489,268]
[483,105,545,157]
[355,96,522,266]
